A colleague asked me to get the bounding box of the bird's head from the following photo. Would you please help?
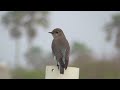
[49,28,65,39]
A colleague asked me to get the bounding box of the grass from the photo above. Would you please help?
[11,68,45,79]
[72,60,120,79]
[10,59,120,79]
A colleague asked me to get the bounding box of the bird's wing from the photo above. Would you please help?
[52,38,70,69]
[64,41,70,69]
[52,39,65,67]
[52,39,55,56]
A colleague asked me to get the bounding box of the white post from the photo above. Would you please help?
[45,66,80,79]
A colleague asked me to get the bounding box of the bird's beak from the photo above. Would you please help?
[48,32,53,34]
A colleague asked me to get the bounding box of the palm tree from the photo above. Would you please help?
[1,11,50,67]
[1,12,23,67]
[104,13,120,49]
[22,11,49,50]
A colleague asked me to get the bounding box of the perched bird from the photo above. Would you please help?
[49,28,70,74]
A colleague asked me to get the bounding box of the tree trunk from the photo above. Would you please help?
[15,39,20,68]
[27,37,33,51]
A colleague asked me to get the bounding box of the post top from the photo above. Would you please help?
[45,66,80,79]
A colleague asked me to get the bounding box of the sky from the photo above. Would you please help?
[0,11,119,65]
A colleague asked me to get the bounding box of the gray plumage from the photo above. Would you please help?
[49,28,70,74]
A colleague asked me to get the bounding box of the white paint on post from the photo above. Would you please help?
[45,66,80,79]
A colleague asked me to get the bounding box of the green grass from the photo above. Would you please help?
[11,60,120,79]
[11,69,45,79]
[76,61,120,79]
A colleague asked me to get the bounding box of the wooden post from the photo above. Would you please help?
[45,66,80,79]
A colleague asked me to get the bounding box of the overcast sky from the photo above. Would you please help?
[0,11,119,65]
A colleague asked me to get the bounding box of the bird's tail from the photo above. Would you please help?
[59,58,65,74]
[60,65,64,74]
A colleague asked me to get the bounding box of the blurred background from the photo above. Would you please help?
[0,11,120,79]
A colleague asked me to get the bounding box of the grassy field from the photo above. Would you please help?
[11,68,45,79]
[10,59,120,79]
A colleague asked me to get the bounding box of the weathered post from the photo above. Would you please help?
[45,66,79,79]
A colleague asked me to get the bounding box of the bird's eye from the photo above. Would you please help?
[56,32,58,34]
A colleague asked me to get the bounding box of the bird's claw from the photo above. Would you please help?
[57,64,59,69]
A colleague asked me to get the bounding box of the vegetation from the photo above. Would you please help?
[104,13,120,49]
[1,12,120,79]
[12,68,45,79]
[1,11,50,67]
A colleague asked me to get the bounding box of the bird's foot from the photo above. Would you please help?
[57,64,59,69]
[65,66,67,70]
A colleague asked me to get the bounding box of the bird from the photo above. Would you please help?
[49,28,70,74]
